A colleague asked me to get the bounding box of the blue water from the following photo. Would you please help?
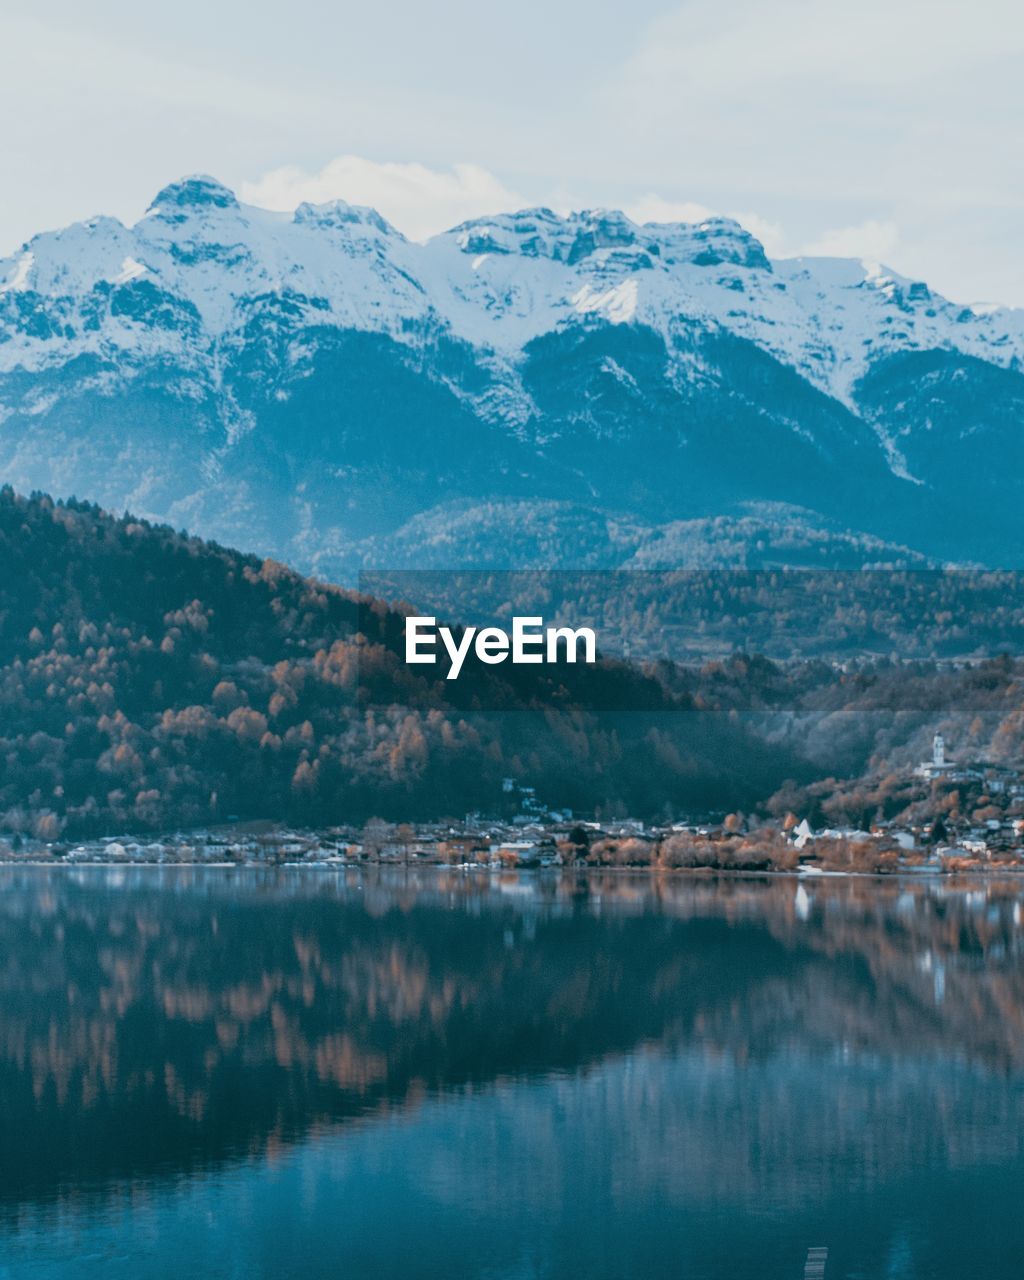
[0,866,1022,1278]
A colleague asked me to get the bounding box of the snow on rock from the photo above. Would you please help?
[0,251,34,294]
[1,173,1023,412]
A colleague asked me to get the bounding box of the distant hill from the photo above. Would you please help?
[365,565,1024,664]
[1,177,1023,575]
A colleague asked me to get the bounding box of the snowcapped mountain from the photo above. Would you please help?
[1,174,1022,573]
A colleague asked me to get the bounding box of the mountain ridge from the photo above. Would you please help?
[1,174,1022,574]
[6,173,1022,396]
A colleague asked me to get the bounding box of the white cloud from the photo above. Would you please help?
[241,156,523,241]
[623,194,716,226]
[796,220,900,263]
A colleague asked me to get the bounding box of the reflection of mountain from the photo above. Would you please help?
[1,868,1023,1212]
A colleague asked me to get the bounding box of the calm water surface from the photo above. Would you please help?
[0,866,1022,1279]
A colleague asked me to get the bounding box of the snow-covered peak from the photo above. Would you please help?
[146,175,240,220]
[767,255,1024,392]
[641,216,771,271]
[443,207,571,260]
[293,198,402,240]
[1,215,140,297]
[440,207,769,273]
[2,174,1023,403]
[0,177,433,357]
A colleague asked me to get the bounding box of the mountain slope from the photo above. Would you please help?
[0,487,806,837]
[1,176,1023,571]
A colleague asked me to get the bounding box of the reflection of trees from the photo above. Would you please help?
[0,868,1023,1210]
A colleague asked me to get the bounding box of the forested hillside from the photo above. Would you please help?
[4,488,1023,841]
[0,488,794,837]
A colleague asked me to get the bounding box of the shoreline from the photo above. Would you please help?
[2,859,1022,881]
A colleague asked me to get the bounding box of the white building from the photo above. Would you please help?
[915,733,954,779]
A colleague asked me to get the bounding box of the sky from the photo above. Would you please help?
[2,0,1022,304]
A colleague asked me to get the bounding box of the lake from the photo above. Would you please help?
[0,865,1022,1279]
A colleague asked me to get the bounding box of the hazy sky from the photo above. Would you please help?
[3,0,1022,303]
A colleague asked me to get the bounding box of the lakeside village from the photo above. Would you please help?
[4,737,1024,874]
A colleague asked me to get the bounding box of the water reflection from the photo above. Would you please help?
[1,867,1024,1278]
